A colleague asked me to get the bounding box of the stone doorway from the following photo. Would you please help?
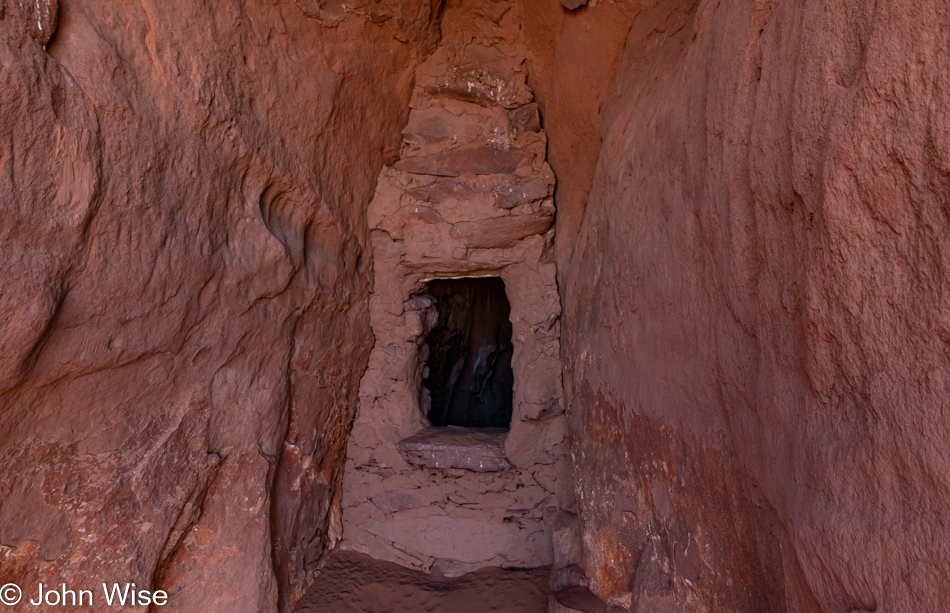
[422,277,514,430]
[338,0,573,578]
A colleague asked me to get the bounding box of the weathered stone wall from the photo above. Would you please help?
[340,0,574,577]
[525,0,950,611]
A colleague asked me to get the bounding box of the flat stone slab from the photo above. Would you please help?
[397,426,511,472]
[449,211,554,249]
[370,489,429,515]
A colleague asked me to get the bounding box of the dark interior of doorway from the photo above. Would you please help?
[422,277,514,429]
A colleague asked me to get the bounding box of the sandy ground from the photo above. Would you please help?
[292,550,551,612]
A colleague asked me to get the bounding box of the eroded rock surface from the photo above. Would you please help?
[525,0,950,611]
[0,1,437,611]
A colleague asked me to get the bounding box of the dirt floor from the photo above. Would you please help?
[292,550,551,612]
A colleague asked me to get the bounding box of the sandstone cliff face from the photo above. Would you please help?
[530,0,950,611]
[0,1,436,611]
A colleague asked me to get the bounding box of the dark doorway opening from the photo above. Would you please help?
[422,277,514,429]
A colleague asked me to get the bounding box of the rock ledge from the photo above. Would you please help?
[397,427,511,472]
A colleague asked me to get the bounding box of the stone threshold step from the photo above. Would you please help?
[397,426,511,472]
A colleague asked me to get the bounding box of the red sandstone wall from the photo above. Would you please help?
[529,0,950,610]
[0,1,435,610]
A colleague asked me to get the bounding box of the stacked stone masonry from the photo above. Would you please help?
[340,0,574,577]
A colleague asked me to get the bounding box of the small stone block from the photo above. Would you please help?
[370,490,429,515]
[508,103,542,134]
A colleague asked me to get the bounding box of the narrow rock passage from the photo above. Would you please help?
[292,550,550,612]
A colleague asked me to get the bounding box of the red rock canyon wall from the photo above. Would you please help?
[527,0,950,611]
[0,1,436,611]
